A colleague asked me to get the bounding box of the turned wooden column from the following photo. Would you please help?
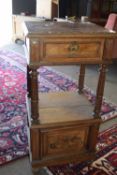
[93,64,107,118]
[30,66,39,123]
[27,65,32,98]
[78,64,86,94]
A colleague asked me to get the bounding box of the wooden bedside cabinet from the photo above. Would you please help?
[23,21,117,169]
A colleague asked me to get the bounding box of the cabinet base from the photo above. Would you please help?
[28,118,101,169]
[31,151,96,169]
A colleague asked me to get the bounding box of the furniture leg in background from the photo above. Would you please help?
[93,64,107,118]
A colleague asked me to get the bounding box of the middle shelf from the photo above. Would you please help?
[27,91,96,125]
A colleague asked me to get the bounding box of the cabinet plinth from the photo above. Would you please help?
[23,21,117,169]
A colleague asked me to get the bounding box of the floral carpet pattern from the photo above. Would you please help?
[0,49,117,168]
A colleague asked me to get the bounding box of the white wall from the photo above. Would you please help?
[36,0,52,18]
[0,0,12,47]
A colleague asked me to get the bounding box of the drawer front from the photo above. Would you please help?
[41,39,104,64]
[44,41,100,57]
[29,38,104,64]
[40,126,89,158]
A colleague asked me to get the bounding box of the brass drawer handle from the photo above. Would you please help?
[68,42,79,52]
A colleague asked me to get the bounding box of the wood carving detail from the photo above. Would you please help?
[49,135,84,150]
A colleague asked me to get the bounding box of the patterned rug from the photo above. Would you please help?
[0,49,117,167]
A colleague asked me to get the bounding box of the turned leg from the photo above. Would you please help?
[93,64,107,118]
[30,67,39,123]
[78,64,85,94]
[27,65,31,98]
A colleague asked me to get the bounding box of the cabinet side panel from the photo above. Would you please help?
[30,128,40,160]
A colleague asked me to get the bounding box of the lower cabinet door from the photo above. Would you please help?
[40,126,89,159]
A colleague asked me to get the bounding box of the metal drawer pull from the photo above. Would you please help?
[68,42,79,52]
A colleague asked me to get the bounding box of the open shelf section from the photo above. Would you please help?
[26,91,99,127]
[39,91,94,124]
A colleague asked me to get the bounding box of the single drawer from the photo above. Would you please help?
[28,38,104,65]
[41,39,104,64]
[40,126,89,158]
